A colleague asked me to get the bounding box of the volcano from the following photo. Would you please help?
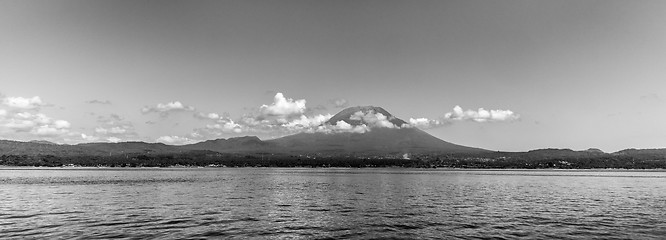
[266,106,488,154]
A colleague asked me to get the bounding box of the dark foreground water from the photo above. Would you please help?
[1,168,666,239]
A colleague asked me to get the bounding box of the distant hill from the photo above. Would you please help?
[181,136,273,153]
[524,148,607,158]
[29,140,58,145]
[613,148,666,158]
[77,142,184,155]
[0,140,183,156]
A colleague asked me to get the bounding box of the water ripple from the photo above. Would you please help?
[1,168,666,239]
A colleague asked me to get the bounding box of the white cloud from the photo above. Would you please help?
[329,120,369,133]
[403,117,449,129]
[194,112,221,120]
[0,95,74,141]
[81,114,138,142]
[156,135,197,145]
[349,125,370,133]
[282,114,332,132]
[260,109,402,135]
[0,111,71,137]
[141,101,195,116]
[206,118,243,134]
[349,111,399,128]
[260,93,306,118]
[335,120,353,130]
[2,96,43,109]
[444,105,520,122]
[33,125,69,136]
[314,121,370,134]
[107,137,121,143]
[191,111,256,139]
[183,94,508,140]
[210,93,311,136]
[95,127,127,134]
[240,115,264,127]
[54,120,71,129]
[81,133,99,142]
[4,119,35,131]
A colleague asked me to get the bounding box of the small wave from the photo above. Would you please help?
[308,208,331,212]
[88,221,134,227]
[3,213,42,219]
[191,230,230,237]
[391,223,423,230]
[0,178,202,185]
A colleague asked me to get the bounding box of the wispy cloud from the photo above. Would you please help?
[79,114,139,143]
[1,112,71,136]
[141,101,195,117]
[331,98,349,108]
[85,99,112,105]
[639,93,661,102]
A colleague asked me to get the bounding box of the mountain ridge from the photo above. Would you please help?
[0,137,666,158]
[0,106,664,158]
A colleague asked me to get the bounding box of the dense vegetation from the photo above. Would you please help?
[2,150,666,169]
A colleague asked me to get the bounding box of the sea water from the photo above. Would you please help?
[1,168,665,239]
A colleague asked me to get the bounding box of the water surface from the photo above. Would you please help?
[1,168,665,239]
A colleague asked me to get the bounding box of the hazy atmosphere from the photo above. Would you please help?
[2,0,665,152]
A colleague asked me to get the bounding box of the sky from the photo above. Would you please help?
[1,0,665,152]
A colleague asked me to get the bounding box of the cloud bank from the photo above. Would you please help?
[0,95,72,141]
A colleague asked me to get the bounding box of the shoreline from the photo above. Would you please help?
[1,165,665,172]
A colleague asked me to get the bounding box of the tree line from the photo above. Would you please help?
[1,151,665,168]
